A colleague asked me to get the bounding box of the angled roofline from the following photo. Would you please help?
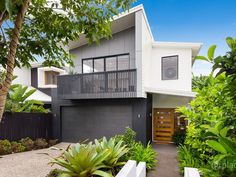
[114,4,154,41]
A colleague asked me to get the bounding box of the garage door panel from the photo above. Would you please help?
[61,105,132,142]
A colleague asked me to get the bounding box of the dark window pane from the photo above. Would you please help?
[106,57,117,71]
[162,56,178,80]
[94,59,104,72]
[118,55,129,70]
[83,60,93,73]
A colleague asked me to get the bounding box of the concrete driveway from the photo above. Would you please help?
[148,144,181,177]
[0,143,71,177]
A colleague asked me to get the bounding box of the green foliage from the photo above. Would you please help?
[95,137,129,173]
[0,139,12,155]
[116,127,157,171]
[51,142,113,177]
[172,131,186,146]
[116,127,136,149]
[129,142,157,171]
[34,138,48,149]
[11,141,26,153]
[0,0,135,68]
[192,74,211,90]
[20,137,34,151]
[5,84,49,113]
[177,74,236,176]
[177,145,202,173]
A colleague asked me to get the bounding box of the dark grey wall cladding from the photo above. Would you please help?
[51,89,151,145]
[31,68,52,96]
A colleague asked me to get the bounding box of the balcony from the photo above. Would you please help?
[57,69,137,99]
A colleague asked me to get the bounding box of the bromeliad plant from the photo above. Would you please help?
[95,137,129,175]
[51,138,129,177]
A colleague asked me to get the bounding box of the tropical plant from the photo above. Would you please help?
[0,0,135,121]
[129,142,157,171]
[95,137,129,175]
[5,84,49,113]
[195,37,236,97]
[177,145,202,173]
[177,38,236,177]
[172,131,186,146]
[51,142,113,177]
[116,127,157,171]
[192,74,211,90]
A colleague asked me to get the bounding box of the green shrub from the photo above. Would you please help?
[0,140,12,155]
[116,127,136,148]
[177,74,236,177]
[172,131,186,146]
[11,141,26,153]
[20,137,34,151]
[34,138,48,149]
[177,145,202,173]
[129,142,157,171]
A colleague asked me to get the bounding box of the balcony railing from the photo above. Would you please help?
[57,69,137,99]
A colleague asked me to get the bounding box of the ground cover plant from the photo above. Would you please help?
[177,37,236,177]
[0,137,57,155]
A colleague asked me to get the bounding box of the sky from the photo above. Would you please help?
[133,0,236,76]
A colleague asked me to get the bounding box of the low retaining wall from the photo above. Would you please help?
[116,160,146,177]
[0,112,52,141]
[184,167,200,177]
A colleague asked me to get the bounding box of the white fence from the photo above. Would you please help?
[184,167,200,177]
[116,160,146,177]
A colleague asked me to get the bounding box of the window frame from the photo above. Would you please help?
[161,55,179,80]
[82,53,130,73]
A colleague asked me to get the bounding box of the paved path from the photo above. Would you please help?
[0,143,71,177]
[148,144,181,177]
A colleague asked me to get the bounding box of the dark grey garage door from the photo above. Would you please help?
[61,105,132,142]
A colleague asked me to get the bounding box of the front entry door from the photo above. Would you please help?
[153,108,175,144]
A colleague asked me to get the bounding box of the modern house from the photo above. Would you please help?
[52,5,202,144]
[12,63,66,105]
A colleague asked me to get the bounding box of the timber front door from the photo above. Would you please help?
[153,108,175,144]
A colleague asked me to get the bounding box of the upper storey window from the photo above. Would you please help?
[162,55,178,80]
[82,54,130,73]
[45,71,60,85]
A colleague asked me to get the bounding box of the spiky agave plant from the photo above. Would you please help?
[51,142,112,177]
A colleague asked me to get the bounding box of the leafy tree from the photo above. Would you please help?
[192,74,211,90]
[195,37,236,97]
[0,0,135,120]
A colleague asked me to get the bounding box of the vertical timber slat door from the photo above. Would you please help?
[153,108,175,144]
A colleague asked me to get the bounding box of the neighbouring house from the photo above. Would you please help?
[52,5,202,144]
[12,63,66,107]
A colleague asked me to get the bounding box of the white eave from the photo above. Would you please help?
[152,41,203,57]
[145,87,197,97]
[26,86,52,103]
[67,4,153,50]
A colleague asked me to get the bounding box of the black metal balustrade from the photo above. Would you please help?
[57,69,137,99]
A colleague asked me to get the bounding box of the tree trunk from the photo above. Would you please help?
[0,0,31,121]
